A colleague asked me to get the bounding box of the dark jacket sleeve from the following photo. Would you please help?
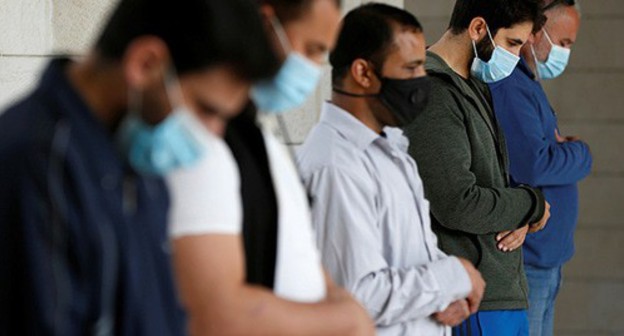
[491,82,593,187]
[0,108,87,335]
[405,83,542,235]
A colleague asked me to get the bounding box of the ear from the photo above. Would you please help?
[468,17,488,42]
[350,59,376,89]
[533,29,545,45]
[259,4,276,21]
[122,36,171,91]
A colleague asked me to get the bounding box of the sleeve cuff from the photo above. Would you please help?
[519,185,545,226]
[430,256,472,304]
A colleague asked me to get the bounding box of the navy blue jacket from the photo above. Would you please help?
[0,59,186,335]
[489,58,593,268]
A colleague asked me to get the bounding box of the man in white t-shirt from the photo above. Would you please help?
[167,1,375,335]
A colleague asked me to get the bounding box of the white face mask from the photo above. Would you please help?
[116,71,211,175]
[250,16,322,114]
[471,25,521,83]
[531,29,571,80]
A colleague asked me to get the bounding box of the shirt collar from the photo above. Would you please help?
[320,102,381,151]
[320,101,409,152]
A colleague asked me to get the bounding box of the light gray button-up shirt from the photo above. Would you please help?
[297,102,472,336]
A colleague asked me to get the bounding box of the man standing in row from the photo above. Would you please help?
[489,1,592,335]
[0,0,280,334]
[405,0,550,334]
[298,4,486,335]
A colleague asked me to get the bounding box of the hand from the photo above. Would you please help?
[457,258,486,314]
[434,300,470,327]
[555,129,581,143]
[566,135,581,142]
[529,201,550,233]
[496,225,529,252]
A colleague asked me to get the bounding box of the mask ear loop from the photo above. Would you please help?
[268,14,298,153]
[332,60,384,97]
[543,29,556,46]
[163,67,185,114]
[472,23,496,58]
[269,15,293,55]
[472,39,479,58]
[485,24,497,48]
[128,85,143,120]
[530,44,543,81]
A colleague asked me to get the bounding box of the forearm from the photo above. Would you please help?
[429,183,540,235]
[188,285,362,336]
[351,257,471,327]
[511,141,593,187]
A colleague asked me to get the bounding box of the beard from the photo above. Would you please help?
[475,36,496,62]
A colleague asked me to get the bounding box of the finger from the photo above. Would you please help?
[459,301,470,317]
[508,231,527,249]
[467,296,480,314]
[507,237,525,251]
[496,231,511,241]
[498,232,518,251]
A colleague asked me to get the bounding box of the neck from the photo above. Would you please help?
[428,31,474,79]
[331,91,384,134]
[521,46,539,79]
[66,54,127,132]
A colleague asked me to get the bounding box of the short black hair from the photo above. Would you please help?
[330,3,422,86]
[259,0,341,23]
[96,0,279,81]
[544,0,577,11]
[448,0,546,35]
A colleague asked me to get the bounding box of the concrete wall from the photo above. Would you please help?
[405,1,624,335]
[0,0,116,109]
[0,0,403,137]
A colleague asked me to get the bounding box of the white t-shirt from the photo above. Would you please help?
[167,129,327,303]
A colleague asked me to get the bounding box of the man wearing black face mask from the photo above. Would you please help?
[297,4,485,335]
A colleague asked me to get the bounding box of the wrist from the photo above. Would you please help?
[519,185,545,225]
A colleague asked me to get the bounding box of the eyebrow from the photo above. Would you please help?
[307,41,329,53]
[561,38,574,45]
[406,59,426,66]
[195,99,221,116]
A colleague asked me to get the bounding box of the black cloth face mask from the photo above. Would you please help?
[333,75,432,127]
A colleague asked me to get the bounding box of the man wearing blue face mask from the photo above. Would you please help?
[167,0,375,335]
[0,0,281,334]
[488,1,592,335]
[405,0,551,335]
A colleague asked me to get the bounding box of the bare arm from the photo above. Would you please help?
[173,234,374,336]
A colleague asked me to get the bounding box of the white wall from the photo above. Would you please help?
[0,0,117,109]
[0,0,403,142]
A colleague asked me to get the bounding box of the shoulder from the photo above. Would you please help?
[0,93,59,179]
[297,122,370,182]
[489,65,534,94]
[167,133,242,238]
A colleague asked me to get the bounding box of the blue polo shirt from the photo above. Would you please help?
[489,58,593,268]
[0,59,186,335]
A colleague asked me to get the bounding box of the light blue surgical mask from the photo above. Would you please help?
[471,25,520,83]
[117,74,209,176]
[532,29,571,80]
[251,16,322,114]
